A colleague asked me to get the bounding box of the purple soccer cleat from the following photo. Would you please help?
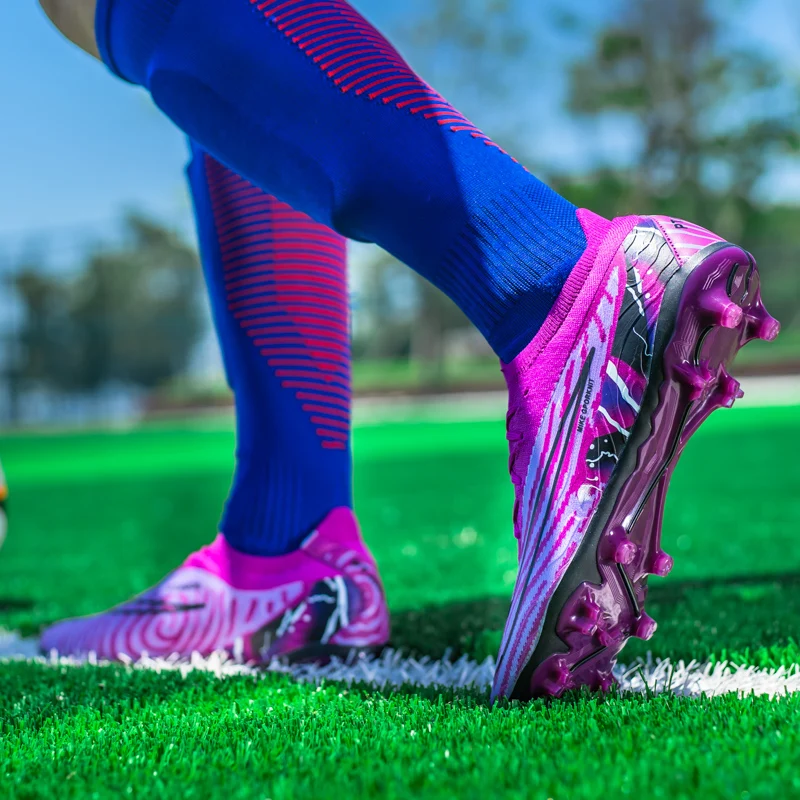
[493,212,779,702]
[41,508,389,664]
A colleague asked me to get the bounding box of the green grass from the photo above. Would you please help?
[1,404,800,798]
[5,662,800,800]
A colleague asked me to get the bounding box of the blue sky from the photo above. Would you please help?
[2,0,799,250]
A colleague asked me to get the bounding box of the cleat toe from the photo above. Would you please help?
[634,613,657,641]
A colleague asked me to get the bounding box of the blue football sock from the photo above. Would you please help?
[187,142,352,557]
[96,0,587,362]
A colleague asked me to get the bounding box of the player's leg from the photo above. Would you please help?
[41,145,389,663]
[44,0,779,696]
[38,0,100,59]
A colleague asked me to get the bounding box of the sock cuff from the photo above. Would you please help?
[439,186,588,362]
[503,211,642,371]
[95,0,184,84]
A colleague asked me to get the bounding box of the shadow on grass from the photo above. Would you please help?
[390,596,510,660]
[391,569,800,665]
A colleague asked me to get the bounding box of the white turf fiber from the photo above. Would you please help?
[1,631,798,699]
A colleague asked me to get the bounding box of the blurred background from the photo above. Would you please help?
[2,0,799,427]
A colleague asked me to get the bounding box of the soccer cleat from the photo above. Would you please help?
[493,214,779,701]
[40,508,389,663]
[0,458,7,553]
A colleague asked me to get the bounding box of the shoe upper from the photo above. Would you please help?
[40,507,389,662]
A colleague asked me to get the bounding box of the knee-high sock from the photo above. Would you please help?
[96,0,591,362]
[188,142,352,557]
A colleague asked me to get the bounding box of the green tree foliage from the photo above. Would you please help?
[567,0,800,240]
[565,0,800,336]
[13,213,203,393]
[401,0,533,156]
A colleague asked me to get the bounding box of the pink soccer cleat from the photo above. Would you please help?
[41,508,389,663]
[493,213,779,701]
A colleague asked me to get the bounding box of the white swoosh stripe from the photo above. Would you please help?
[606,361,641,413]
[598,405,631,438]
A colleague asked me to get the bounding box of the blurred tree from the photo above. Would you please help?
[13,213,203,398]
[353,249,416,361]
[401,0,534,157]
[567,0,800,241]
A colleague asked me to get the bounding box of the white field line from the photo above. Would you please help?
[1,631,799,699]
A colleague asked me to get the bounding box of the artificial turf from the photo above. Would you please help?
[1,403,800,798]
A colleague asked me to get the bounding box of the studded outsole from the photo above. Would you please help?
[517,245,779,699]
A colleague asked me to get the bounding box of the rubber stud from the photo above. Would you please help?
[700,293,743,329]
[755,314,781,342]
[744,307,781,343]
[651,551,674,578]
[542,660,571,696]
[584,600,601,624]
[675,361,714,402]
[614,539,638,566]
[717,371,745,409]
[567,618,596,637]
[567,599,601,636]
[598,674,616,694]
[606,526,637,566]
[597,629,616,648]
[634,613,658,641]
